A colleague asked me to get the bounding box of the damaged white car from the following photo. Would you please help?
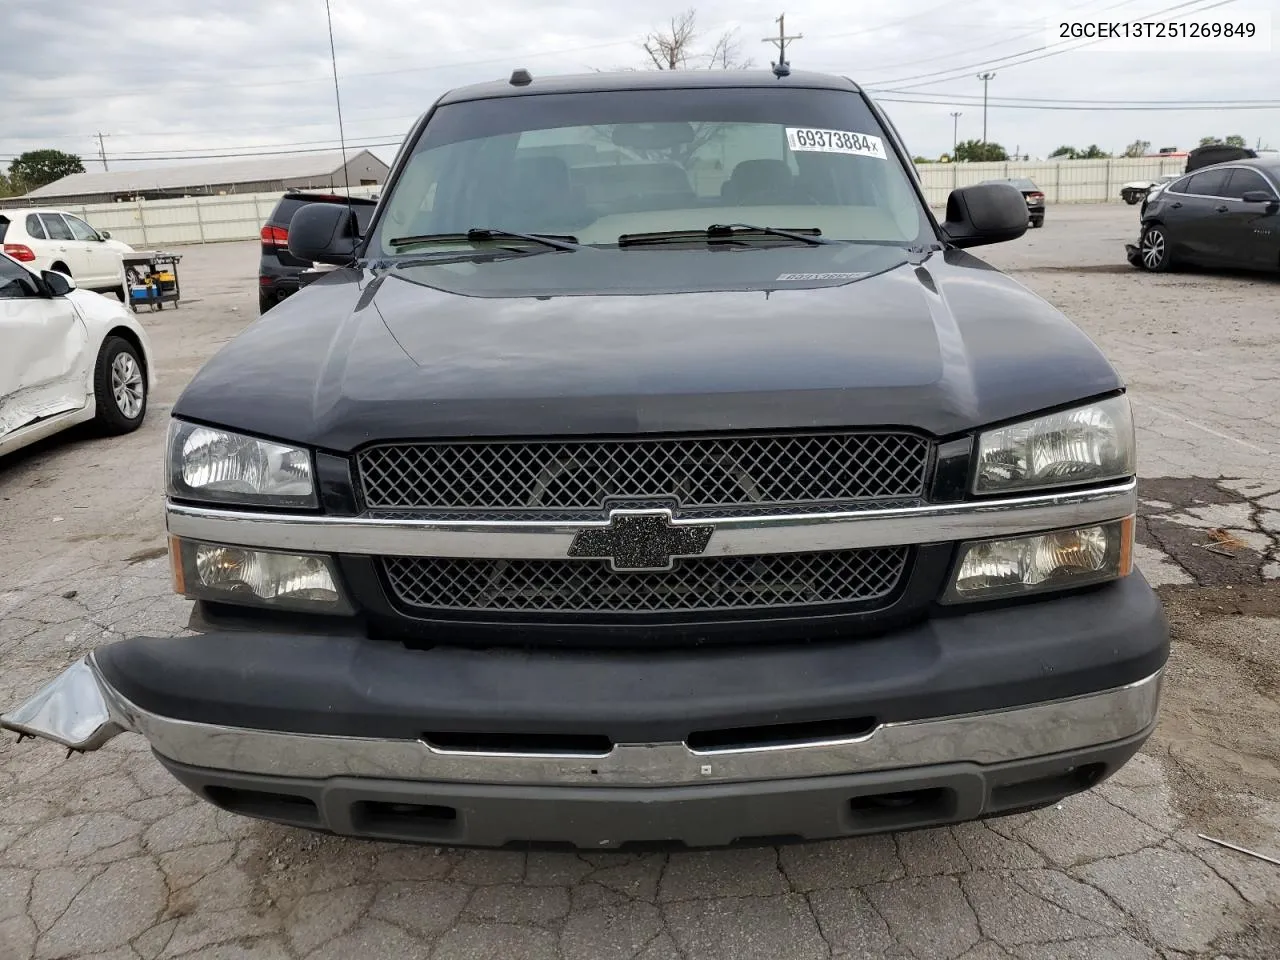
[1119,174,1177,205]
[0,252,154,458]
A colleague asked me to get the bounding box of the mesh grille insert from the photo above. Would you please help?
[357,432,930,512]
[382,547,909,615]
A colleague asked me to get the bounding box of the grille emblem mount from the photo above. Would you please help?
[568,509,714,572]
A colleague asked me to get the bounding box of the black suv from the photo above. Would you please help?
[258,190,376,313]
[6,68,1168,851]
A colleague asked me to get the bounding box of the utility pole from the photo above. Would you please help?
[763,13,802,77]
[94,132,110,171]
[977,72,996,144]
[950,111,962,157]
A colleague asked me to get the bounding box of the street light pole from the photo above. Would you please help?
[977,72,996,144]
[950,111,962,157]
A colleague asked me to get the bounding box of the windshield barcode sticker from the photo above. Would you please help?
[785,128,886,159]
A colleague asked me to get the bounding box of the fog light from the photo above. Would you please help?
[176,539,353,613]
[943,517,1133,603]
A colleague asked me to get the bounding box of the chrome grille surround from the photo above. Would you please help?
[382,547,910,615]
[356,431,932,513]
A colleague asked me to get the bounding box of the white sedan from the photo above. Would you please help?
[1,252,155,458]
[0,207,134,300]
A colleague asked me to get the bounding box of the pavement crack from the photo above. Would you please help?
[657,900,690,960]
[803,891,835,959]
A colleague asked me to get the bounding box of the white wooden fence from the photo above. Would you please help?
[36,158,1183,248]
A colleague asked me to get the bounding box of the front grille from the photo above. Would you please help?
[357,432,931,513]
[382,547,909,615]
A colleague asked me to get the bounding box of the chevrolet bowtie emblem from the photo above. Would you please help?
[567,509,714,572]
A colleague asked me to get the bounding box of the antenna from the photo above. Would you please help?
[323,0,352,201]
[763,13,802,78]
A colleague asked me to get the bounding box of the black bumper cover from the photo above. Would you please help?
[96,574,1169,744]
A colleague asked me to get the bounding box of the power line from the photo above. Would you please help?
[874,96,1280,111]
[846,0,1141,77]
[861,0,1231,90]
[0,143,404,164]
[6,37,643,104]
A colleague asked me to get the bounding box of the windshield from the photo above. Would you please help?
[369,86,932,257]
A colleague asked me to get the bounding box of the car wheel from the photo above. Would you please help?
[93,336,148,434]
[259,293,274,315]
[1138,224,1173,272]
[52,261,71,276]
[1030,217,1044,228]
[1124,193,1140,205]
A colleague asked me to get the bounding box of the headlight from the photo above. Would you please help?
[974,395,1134,494]
[166,420,316,508]
[942,518,1133,603]
[171,537,352,614]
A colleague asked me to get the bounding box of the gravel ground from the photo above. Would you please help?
[1,204,1278,960]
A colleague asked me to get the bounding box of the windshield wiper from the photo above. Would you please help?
[388,228,582,252]
[617,223,837,247]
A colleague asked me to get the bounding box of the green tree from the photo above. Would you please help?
[1049,145,1079,159]
[1122,139,1150,158]
[0,172,16,198]
[953,139,1008,162]
[1225,134,1247,148]
[1199,135,1223,146]
[7,149,85,192]
[1079,144,1110,159]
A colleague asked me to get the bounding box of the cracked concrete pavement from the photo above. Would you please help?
[1,205,1278,959]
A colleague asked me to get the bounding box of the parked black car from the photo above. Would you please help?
[5,68,1167,851]
[982,177,1045,227]
[259,190,376,313]
[1127,157,1280,272]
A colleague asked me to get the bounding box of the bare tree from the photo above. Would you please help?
[642,9,752,70]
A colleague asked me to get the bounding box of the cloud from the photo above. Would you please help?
[3,0,1277,169]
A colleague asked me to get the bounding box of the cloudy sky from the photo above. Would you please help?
[3,0,1278,173]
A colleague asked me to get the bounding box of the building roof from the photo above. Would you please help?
[22,149,383,199]
[439,68,860,104]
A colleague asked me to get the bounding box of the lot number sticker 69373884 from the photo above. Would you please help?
[785,128,886,159]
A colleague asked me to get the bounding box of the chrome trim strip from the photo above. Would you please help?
[165,480,1136,559]
[46,656,1160,787]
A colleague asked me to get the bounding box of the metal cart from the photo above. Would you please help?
[123,251,183,312]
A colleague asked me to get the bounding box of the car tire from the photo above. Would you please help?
[1124,193,1141,205]
[115,284,128,303]
[93,336,148,435]
[1030,217,1044,228]
[1137,224,1173,272]
[259,293,274,315]
[51,261,71,277]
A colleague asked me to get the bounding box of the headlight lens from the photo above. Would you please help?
[974,396,1134,494]
[172,538,352,614]
[942,517,1133,603]
[167,420,316,507]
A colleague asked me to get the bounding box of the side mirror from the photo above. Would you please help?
[99,230,111,240]
[1241,190,1279,209]
[287,204,361,265]
[940,182,1030,248]
[41,270,76,297]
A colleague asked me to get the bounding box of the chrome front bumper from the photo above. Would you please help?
[3,654,1163,788]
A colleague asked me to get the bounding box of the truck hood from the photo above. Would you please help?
[174,246,1123,451]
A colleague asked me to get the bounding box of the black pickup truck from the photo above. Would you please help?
[4,68,1168,850]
